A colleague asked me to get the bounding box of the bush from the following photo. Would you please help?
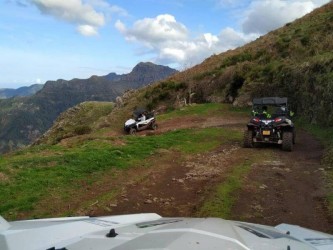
[158,92,170,101]
[220,52,253,69]
[160,81,187,91]
[146,101,155,111]
[74,125,92,135]
[300,35,310,46]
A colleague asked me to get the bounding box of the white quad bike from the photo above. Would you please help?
[124,110,157,135]
[1,213,332,250]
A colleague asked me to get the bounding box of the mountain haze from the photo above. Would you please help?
[0,62,177,153]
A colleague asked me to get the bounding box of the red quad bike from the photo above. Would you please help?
[243,97,296,151]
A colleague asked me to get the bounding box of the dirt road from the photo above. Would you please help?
[232,129,332,233]
[90,116,332,233]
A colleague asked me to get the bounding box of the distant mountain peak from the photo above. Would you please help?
[131,62,175,74]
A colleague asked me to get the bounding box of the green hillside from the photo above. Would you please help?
[140,2,333,125]
[35,102,114,145]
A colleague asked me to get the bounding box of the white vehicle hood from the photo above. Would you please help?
[1,213,332,250]
[125,119,136,126]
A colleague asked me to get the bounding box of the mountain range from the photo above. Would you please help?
[0,84,43,99]
[0,62,177,153]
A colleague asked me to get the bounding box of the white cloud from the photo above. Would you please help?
[160,47,186,61]
[87,0,128,17]
[117,14,188,44]
[115,20,126,33]
[242,0,329,34]
[203,33,219,48]
[115,15,190,64]
[31,0,105,35]
[77,24,98,36]
[115,14,256,67]
[30,0,130,35]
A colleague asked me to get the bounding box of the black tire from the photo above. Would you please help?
[282,131,293,151]
[151,123,158,130]
[129,128,136,135]
[293,129,296,144]
[243,130,253,148]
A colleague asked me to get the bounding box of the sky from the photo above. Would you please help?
[0,0,330,88]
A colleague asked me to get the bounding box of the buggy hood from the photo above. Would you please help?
[1,213,332,250]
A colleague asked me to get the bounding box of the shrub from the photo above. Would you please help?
[300,35,310,46]
[158,92,170,101]
[160,81,187,91]
[74,125,92,135]
[146,101,156,111]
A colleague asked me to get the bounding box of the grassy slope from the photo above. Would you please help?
[0,103,248,220]
[140,2,333,126]
[36,101,114,145]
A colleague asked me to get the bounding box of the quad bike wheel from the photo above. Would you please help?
[129,128,137,135]
[243,129,253,148]
[151,123,158,130]
[282,131,293,151]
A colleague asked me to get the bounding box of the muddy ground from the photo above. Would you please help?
[88,116,332,233]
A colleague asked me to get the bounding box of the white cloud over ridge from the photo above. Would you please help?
[116,0,329,68]
[115,14,256,67]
